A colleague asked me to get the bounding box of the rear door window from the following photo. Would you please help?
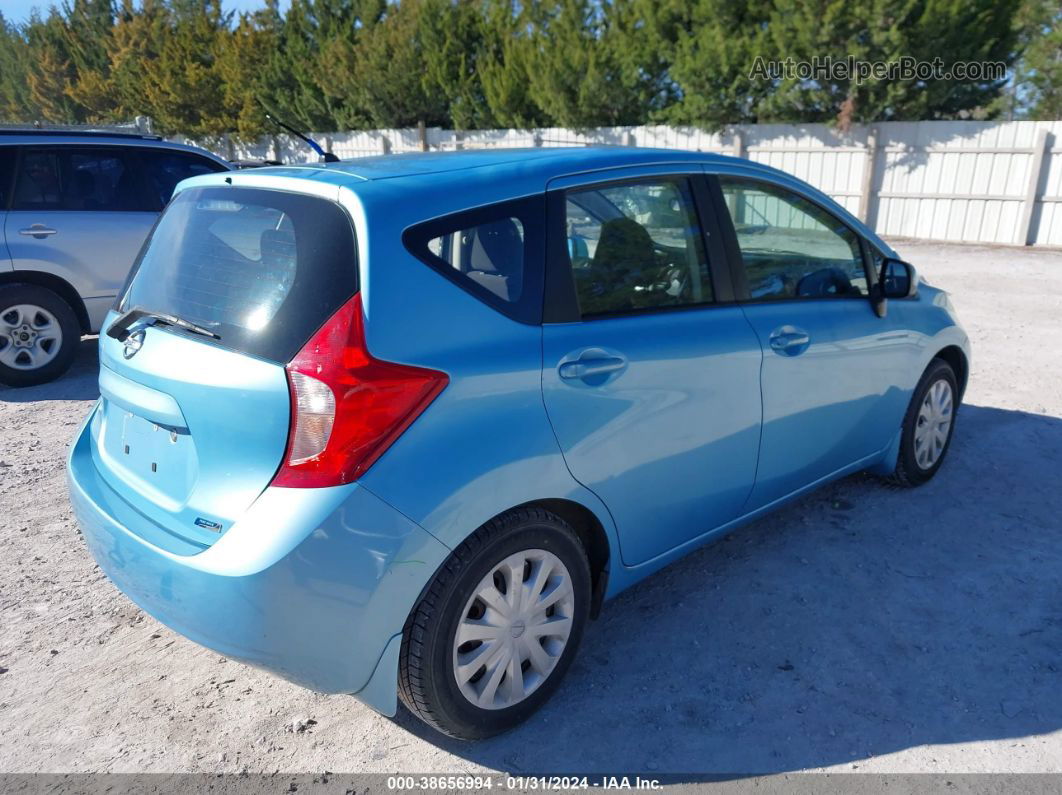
[12,147,150,212]
[564,178,714,317]
[140,149,228,208]
[119,186,357,363]
[403,194,545,324]
[0,148,15,209]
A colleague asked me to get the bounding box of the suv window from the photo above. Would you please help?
[719,178,868,300]
[0,148,14,209]
[565,178,712,317]
[12,147,149,212]
[403,194,545,324]
[119,186,358,363]
[141,149,227,208]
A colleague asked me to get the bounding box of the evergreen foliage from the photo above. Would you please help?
[0,0,1055,136]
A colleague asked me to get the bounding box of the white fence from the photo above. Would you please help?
[181,120,1062,247]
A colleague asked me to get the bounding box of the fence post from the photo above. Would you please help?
[417,120,428,152]
[381,135,391,155]
[732,128,745,159]
[859,128,879,225]
[1019,128,1050,246]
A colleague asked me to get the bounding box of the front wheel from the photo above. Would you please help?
[0,284,81,387]
[399,507,591,739]
[888,358,959,487]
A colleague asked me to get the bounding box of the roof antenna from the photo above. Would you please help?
[264,112,339,163]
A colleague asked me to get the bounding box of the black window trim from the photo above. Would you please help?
[402,193,546,326]
[8,144,160,214]
[543,172,735,325]
[707,173,876,305]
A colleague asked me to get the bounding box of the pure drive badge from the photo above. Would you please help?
[194,517,223,532]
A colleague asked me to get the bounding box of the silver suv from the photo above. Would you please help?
[0,129,230,386]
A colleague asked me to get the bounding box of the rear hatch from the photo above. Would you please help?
[92,184,358,551]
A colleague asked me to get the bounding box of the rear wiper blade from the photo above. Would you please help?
[106,306,220,342]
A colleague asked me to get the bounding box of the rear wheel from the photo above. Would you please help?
[399,507,591,739]
[888,358,959,487]
[0,284,81,387]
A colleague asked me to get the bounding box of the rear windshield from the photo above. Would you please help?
[119,186,357,363]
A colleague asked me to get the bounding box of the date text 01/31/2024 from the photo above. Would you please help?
[386,775,664,790]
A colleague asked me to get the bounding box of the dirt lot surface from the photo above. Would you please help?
[1,240,1060,775]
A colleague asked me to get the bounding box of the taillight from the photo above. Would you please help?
[271,293,448,488]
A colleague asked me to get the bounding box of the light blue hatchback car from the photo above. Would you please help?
[67,148,970,739]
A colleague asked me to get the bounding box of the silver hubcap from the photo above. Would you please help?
[0,304,62,371]
[913,378,953,469]
[452,549,575,710]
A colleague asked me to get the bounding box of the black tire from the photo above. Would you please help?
[0,284,81,388]
[399,507,591,740]
[888,358,959,487]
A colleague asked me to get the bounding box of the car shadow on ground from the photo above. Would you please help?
[0,338,100,403]
[390,403,1062,775]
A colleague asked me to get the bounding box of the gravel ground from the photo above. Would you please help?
[0,240,1060,775]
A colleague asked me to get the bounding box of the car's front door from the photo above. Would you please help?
[541,170,763,566]
[3,146,159,331]
[712,175,915,509]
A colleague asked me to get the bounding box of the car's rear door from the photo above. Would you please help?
[540,168,763,567]
[710,174,916,509]
[4,145,159,331]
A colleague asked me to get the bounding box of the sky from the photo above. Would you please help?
[2,0,287,25]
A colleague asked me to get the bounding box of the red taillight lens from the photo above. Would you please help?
[271,293,448,488]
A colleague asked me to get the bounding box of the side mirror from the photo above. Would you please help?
[881,258,918,299]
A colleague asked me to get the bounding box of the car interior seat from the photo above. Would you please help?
[464,218,524,302]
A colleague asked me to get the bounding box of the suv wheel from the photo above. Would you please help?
[399,507,591,739]
[0,284,81,387]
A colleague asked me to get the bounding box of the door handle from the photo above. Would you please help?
[559,356,626,380]
[768,326,811,356]
[19,225,58,239]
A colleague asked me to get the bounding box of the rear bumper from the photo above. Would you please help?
[66,405,450,710]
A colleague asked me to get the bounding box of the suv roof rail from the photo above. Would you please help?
[0,120,161,140]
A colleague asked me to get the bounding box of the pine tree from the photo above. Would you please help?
[418,0,490,130]
[25,9,83,122]
[339,0,449,128]
[761,0,1020,124]
[666,0,774,127]
[517,0,662,128]
[214,4,279,140]
[1013,0,1062,118]
[152,0,231,136]
[258,0,367,132]
[478,0,547,128]
[0,13,37,122]
[61,0,117,121]
[104,0,168,124]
